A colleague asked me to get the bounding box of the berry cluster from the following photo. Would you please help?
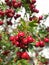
[16,51,30,60]
[35,37,49,47]
[29,15,43,22]
[5,9,15,18]
[29,0,39,13]
[9,32,35,60]
[5,0,22,8]
[35,41,45,47]
[10,32,34,49]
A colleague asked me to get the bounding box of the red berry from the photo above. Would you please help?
[6,1,12,7]
[12,39,16,45]
[7,13,14,17]
[0,21,3,25]
[27,36,34,43]
[18,32,25,38]
[12,0,16,3]
[5,0,9,2]
[33,8,39,13]
[16,52,22,58]
[21,52,30,60]
[44,38,49,43]
[30,4,35,9]
[32,0,36,4]
[15,35,19,41]
[35,42,40,47]
[13,2,18,8]
[22,38,28,45]
[18,2,22,7]
[39,41,45,47]
[20,43,25,48]
[39,16,43,20]
[9,36,15,41]
[15,41,20,47]
[29,17,32,21]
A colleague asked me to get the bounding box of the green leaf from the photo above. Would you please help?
[29,20,38,27]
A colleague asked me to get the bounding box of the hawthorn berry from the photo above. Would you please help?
[27,36,34,43]
[13,2,18,8]
[15,35,19,41]
[12,0,16,3]
[29,17,33,21]
[20,43,25,48]
[18,2,22,7]
[39,16,43,20]
[35,42,40,47]
[5,0,9,2]
[22,38,28,45]
[16,52,22,58]
[39,41,45,47]
[15,41,20,47]
[44,38,49,43]
[32,0,36,4]
[21,52,30,60]
[9,36,15,41]
[18,32,25,38]
[33,8,39,13]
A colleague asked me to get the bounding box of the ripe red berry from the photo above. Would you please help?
[32,0,36,4]
[13,2,18,8]
[18,32,25,38]
[35,42,40,47]
[21,52,30,60]
[0,21,3,25]
[18,2,22,7]
[12,39,16,45]
[9,36,15,41]
[16,52,22,58]
[5,0,9,2]
[12,0,16,3]
[5,9,14,17]
[33,8,39,13]
[39,16,43,20]
[6,1,12,7]
[30,4,35,9]
[20,43,25,48]
[44,38,49,43]
[7,13,14,17]
[15,41,20,47]
[22,38,28,45]
[27,36,34,43]
[15,35,19,41]
[29,17,33,21]
[39,41,45,47]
